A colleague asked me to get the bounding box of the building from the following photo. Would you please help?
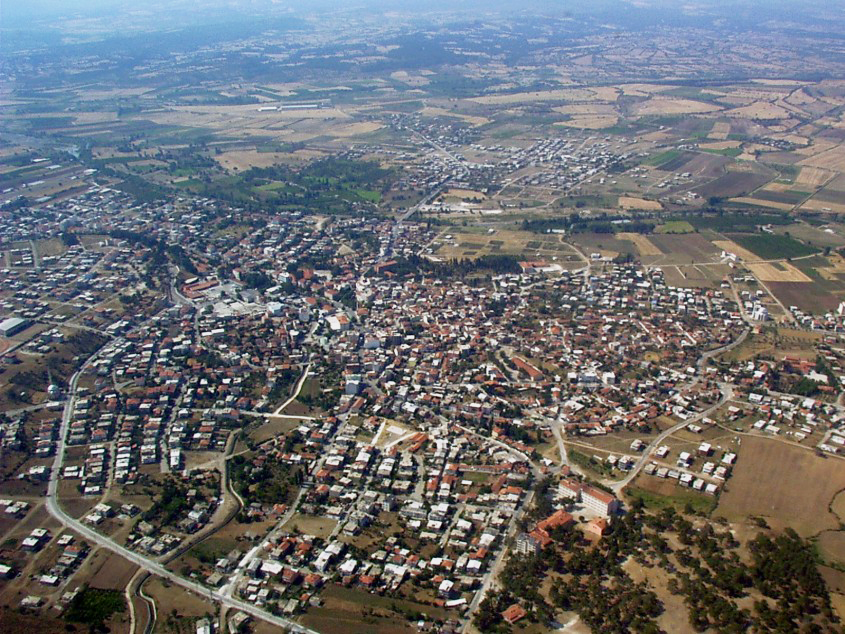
[580,485,620,517]
[0,317,30,337]
[501,604,528,625]
[515,532,541,556]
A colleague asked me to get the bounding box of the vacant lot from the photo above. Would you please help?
[281,513,337,538]
[625,476,716,515]
[716,436,845,536]
[89,552,139,591]
[301,584,450,634]
[248,417,302,443]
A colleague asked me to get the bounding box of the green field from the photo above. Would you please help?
[729,233,820,260]
[656,220,694,234]
[626,485,717,515]
[644,149,681,167]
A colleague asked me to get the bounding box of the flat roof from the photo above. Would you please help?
[0,317,27,330]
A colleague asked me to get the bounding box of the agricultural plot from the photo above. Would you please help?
[767,281,843,313]
[570,232,636,259]
[745,261,811,282]
[727,233,819,260]
[659,264,727,288]
[693,170,771,199]
[618,196,662,210]
[434,229,578,261]
[616,233,661,256]
[647,233,720,263]
[716,436,845,536]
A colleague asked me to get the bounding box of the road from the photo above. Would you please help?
[273,362,313,415]
[45,337,319,633]
[610,381,735,493]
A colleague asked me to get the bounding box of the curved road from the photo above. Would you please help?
[46,344,320,634]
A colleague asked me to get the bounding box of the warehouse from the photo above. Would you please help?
[0,317,30,338]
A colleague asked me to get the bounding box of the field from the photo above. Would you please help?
[712,238,761,262]
[247,417,303,443]
[693,170,771,199]
[728,233,819,260]
[616,232,661,256]
[300,584,449,634]
[624,476,717,515]
[144,576,216,633]
[619,196,662,210]
[647,233,719,264]
[767,281,843,313]
[434,229,577,261]
[660,263,728,288]
[745,260,812,282]
[715,436,845,536]
[655,221,694,234]
[88,551,139,590]
[796,166,834,187]
[281,513,337,538]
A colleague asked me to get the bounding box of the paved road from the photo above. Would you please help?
[273,362,313,415]
[609,382,734,493]
[45,342,319,633]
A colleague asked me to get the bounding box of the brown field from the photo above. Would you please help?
[301,584,448,634]
[708,122,731,140]
[648,233,719,263]
[557,115,619,129]
[632,97,722,116]
[799,143,845,171]
[89,551,139,590]
[818,531,845,567]
[145,576,215,624]
[617,232,661,256]
[468,87,606,105]
[248,417,302,444]
[553,104,617,116]
[796,166,834,187]
[800,198,845,214]
[618,196,662,210]
[746,261,812,282]
[731,196,797,211]
[698,140,742,151]
[716,436,845,536]
[767,280,843,313]
[660,264,727,288]
[725,102,792,119]
[281,513,337,538]
[441,188,486,200]
[214,148,326,170]
[420,107,489,126]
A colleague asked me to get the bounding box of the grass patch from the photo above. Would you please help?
[626,486,717,515]
[644,149,680,167]
[64,587,126,628]
[656,220,694,234]
[701,147,743,158]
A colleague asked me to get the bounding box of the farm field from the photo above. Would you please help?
[728,233,819,260]
[647,233,720,264]
[715,436,845,536]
